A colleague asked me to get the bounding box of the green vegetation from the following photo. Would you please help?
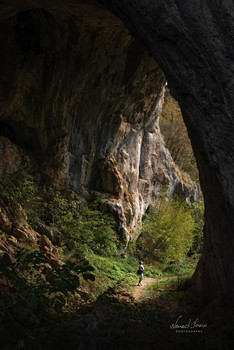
[0,169,204,321]
[66,201,118,258]
[163,255,199,278]
[0,170,118,315]
[0,246,94,316]
[146,277,193,300]
[85,254,138,297]
[0,170,118,258]
[137,197,203,264]
[82,253,165,298]
[160,89,199,182]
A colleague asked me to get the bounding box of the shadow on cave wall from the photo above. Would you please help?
[0,121,39,150]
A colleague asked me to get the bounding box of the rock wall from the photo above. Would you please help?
[0,4,198,243]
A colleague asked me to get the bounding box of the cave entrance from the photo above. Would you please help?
[0,1,234,305]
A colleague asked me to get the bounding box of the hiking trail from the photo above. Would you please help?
[133,276,176,301]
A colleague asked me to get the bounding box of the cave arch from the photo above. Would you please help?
[103,0,234,305]
[0,0,233,305]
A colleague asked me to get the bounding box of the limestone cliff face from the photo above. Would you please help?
[0,5,198,243]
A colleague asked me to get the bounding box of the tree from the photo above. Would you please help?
[139,198,195,263]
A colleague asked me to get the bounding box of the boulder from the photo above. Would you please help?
[12,224,40,243]
[35,221,63,246]
[40,234,59,259]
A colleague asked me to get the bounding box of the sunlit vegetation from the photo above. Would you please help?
[137,197,204,265]
[160,88,199,183]
[146,277,194,301]
[138,198,194,263]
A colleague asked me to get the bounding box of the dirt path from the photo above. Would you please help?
[133,276,176,301]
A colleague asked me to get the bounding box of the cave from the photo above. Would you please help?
[0,122,16,142]
[0,0,234,307]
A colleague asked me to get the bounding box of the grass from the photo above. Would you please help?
[144,263,164,278]
[144,257,199,307]
[146,277,193,302]
[162,256,199,277]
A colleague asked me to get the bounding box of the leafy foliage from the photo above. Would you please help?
[65,198,118,258]
[0,170,42,225]
[0,247,95,315]
[0,170,118,258]
[85,254,138,297]
[138,197,195,263]
[163,256,199,280]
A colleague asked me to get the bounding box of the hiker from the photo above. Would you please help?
[137,261,144,286]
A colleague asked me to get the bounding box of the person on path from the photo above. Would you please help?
[137,261,144,286]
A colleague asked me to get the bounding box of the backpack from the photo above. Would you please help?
[137,266,144,275]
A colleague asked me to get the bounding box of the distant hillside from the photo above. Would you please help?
[159,89,199,183]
